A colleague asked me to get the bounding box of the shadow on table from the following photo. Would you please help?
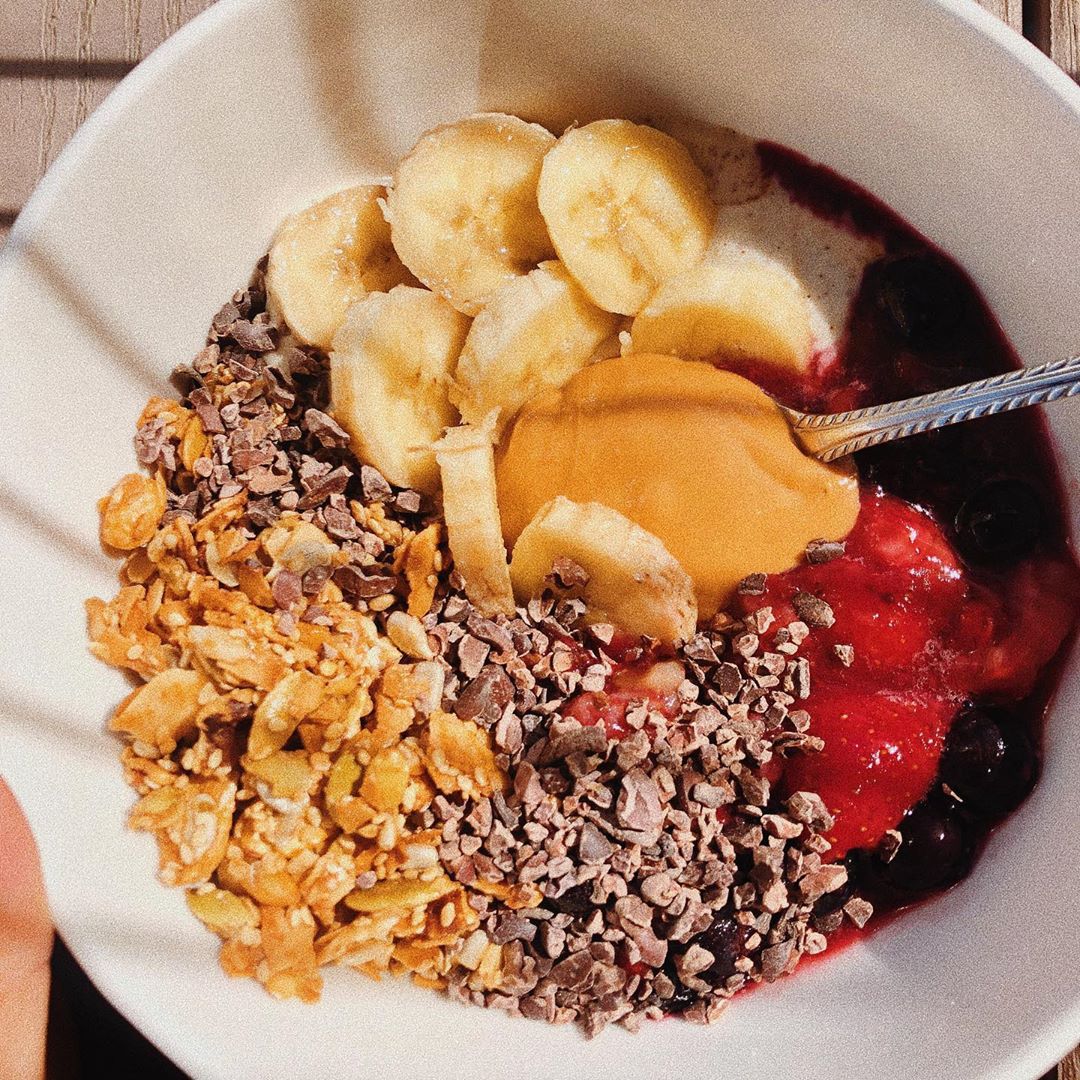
[49,938,190,1080]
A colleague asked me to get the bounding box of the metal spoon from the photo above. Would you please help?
[782,354,1080,462]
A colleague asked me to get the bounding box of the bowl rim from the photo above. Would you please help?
[7,0,1080,257]
[3,1,1080,1077]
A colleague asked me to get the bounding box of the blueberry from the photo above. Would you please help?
[858,425,970,505]
[954,477,1045,565]
[545,882,593,916]
[687,915,746,987]
[876,798,973,894]
[660,981,701,1015]
[941,706,1036,817]
[653,919,743,1012]
[869,254,975,353]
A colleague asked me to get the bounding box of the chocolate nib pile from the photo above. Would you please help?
[137,263,429,610]
[143,266,870,1036]
[433,599,868,1034]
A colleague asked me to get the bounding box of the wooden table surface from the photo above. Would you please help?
[2,0,1079,1077]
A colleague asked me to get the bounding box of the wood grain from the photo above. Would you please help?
[980,0,1026,30]
[1051,0,1080,76]
[0,0,214,235]
[1,0,1080,1076]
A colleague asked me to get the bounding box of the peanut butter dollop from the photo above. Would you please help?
[495,353,860,615]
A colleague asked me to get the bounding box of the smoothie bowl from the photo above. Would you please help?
[2,1,1080,1079]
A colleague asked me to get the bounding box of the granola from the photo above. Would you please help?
[89,266,859,1031]
[84,107,1080,1045]
[90,274,501,1003]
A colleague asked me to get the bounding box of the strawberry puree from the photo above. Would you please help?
[562,143,1079,900]
[563,485,1077,861]
[564,665,683,741]
[739,490,977,857]
[737,488,1077,858]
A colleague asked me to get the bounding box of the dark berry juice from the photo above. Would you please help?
[738,145,1079,908]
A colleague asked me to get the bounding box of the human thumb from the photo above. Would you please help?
[0,777,53,1080]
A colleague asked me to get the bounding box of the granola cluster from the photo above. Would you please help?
[88,269,868,1034]
[89,274,507,1002]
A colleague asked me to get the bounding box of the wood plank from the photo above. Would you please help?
[0,0,212,62]
[0,0,215,238]
[158,0,217,41]
[1051,0,1080,77]
[978,0,1026,31]
[0,75,122,221]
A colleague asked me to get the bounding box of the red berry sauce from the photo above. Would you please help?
[737,489,1078,860]
[563,641,683,741]
[747,146,1079,903]
[567,143,1079,922]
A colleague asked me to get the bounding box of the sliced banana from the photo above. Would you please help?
[537,119,715,316]
[266,185,417,351]
[330,286,468,494]
[509,496,698,644]
[433,422,515,617]
[629,258,814,374]
[385,113,556,316]
[653,117,767,207]
[451,260,621,436]
[707,183,885,358]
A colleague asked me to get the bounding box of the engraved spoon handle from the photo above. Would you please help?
[783,355,1080,462]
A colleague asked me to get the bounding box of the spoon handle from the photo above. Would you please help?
[784,354,1080,462]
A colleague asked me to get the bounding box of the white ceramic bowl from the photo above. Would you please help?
[1,1,1079,1077]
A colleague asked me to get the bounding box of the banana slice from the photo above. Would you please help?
[707,183,885,359]
[433,422,515,616]
[451,260,621,436]
[509,496,697,644]
[266,185,417,350]
[629,258,814,374]
[330,286,468,494]
[537,119,715,316]
[385,113,556,316]
[653,117,767,207]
